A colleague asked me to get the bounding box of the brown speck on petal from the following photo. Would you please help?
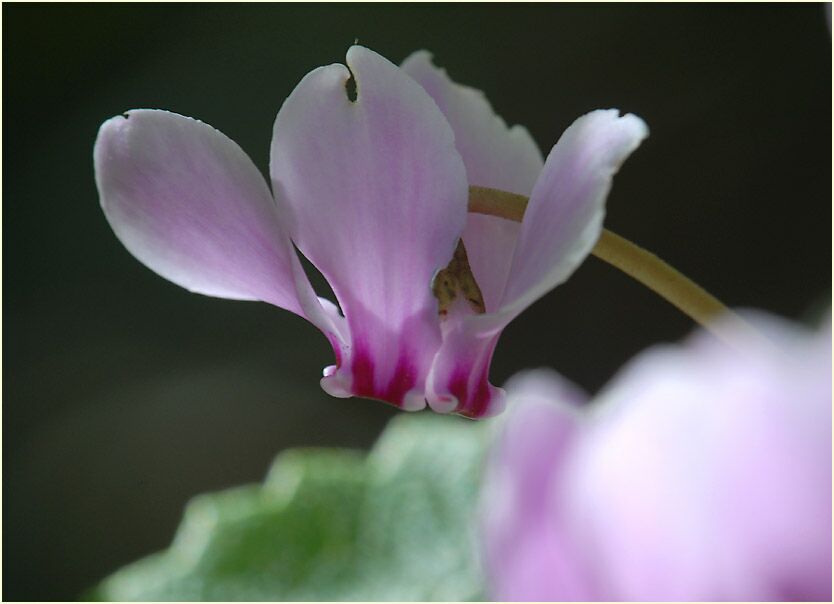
[432,239,486,316]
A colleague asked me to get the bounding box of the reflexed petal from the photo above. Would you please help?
[94,109,319,319]
[270,46,468,408]
[428,110,646,415]
[400,50,543,196]
[402,50,544,310]
[500,109,649,316]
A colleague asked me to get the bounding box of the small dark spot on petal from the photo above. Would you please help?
[345,67,358,102]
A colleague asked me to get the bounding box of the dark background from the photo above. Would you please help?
[4,3,831,600]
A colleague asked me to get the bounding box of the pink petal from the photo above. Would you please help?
[400,51,545,417]
[500,109,649,316]
[458,214,520,313]
[426,319,505,417]
[270,46,468,409]
[480,371,594,600]
[94,109,320,319]
[427,110,647,417]
[401,50,544,311]
[568,314,832,601]
[484,313,831,600]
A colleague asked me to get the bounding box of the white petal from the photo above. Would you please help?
[270,46,468,406]
[500,109,649,317]
[95,109,315,316]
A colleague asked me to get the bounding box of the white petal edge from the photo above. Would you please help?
[500,109,649,319]
[95,109,314,316]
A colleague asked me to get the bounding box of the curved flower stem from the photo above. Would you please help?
[468,186,755,342]
[591,229,730,329]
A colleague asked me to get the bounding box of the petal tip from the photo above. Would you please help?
[427,392,459,414]
[402,389,428,412]
[400,48,437,71]
[459,385,507,419]
[98,112,129,134]
[619,111,650,141]
[320,370,352,399]
[94,112,132,160]
[345,44,384,72]
[595,108,650,145]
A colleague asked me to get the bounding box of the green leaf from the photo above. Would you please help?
[92,413,492,601]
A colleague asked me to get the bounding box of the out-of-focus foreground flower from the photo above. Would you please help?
[94,45,647,418]
[481,312,832,601]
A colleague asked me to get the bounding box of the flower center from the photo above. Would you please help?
[432,240,486,317]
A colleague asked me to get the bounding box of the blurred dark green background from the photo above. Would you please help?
[4,3,831,601]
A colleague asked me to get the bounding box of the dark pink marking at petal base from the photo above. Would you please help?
[350,344,418,408]
[382,355,418,405]
[452,365,493,419]
[351,347,376,399]
[447,369,469,407]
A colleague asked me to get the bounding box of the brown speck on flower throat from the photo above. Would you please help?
[432,240,486,316]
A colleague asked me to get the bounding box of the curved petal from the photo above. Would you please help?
[400,50,543,196]
[500,109,649,315]
[567,313,832,600]
[270,46,468,409]
[482,314,831,601]
[401,50,544,311]
[426,320,505,417]
[480,370,594,601]
[428,110,647,417]
[94,109,319,319]
[459,214,520,313]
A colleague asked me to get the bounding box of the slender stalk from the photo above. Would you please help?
[592,229,730,330]
[468,186,755,343]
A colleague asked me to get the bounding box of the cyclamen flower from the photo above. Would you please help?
[481,312,832,600]
[94,46,647,417]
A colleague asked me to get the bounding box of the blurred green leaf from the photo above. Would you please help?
[92,413,492,601]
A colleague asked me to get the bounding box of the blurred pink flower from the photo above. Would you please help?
[481,312,832,600]
[94,46,646,417]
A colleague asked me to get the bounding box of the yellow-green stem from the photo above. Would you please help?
[468,186,755,343]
